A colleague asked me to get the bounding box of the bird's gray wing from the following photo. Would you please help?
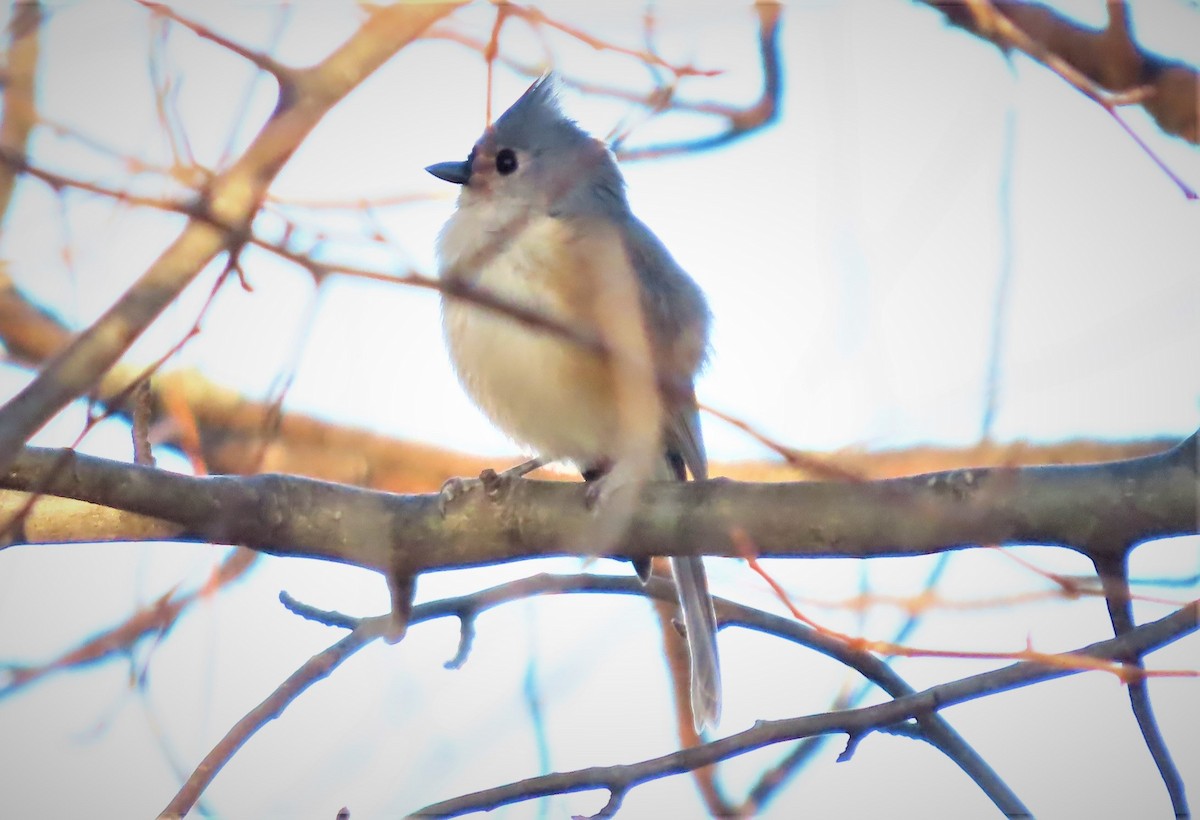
[622,213,720,731]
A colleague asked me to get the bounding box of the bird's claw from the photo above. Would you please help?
[438,475,475,516]
[438,467,522,517]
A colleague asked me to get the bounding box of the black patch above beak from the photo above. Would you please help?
[425,160,472,185]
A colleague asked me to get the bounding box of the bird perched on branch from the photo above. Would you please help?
[427,75,721,731]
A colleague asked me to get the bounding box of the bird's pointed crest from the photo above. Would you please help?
[502,73,561,121]
[491,72,590,153]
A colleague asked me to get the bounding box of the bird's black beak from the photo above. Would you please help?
[425,160,472,185]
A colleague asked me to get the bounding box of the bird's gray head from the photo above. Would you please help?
[426,75,628,217]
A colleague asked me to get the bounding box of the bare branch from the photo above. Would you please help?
[0,434,1193,574]
[0,547,255,700]
[0,3,460,479]
[425,3,782,162]
[1094,555,1190,816]
[616,3,783,161]
[415,597,1198,817]
[137,1,292,82]
[923,0,1198,196]
[0,1,41,221]
[0,490,181,547]
[291,572,1029,816]
[157,613,388,819]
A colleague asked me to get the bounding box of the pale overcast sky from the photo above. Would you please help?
[1,2,1197,818]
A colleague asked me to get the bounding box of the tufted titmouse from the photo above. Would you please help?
[427,76,720,731]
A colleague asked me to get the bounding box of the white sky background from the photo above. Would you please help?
[0,1,1197,818]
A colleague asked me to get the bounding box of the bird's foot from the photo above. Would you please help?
[438,458,544,516]
[581,458,615,510]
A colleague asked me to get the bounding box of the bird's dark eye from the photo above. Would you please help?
[496,148,518,175]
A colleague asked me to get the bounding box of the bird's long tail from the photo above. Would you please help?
[657,443,722,732]
[670,553,721,731]
[591,449,721,731]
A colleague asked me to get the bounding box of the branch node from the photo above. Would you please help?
[385,571,415,644]
[581,786,626,819]
[837,730,866,763]
[444,609,477,670]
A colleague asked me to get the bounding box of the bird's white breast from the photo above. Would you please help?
[437,209,617,464]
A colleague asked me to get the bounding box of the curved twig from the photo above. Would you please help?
[414,598,1198,817]
[1094,555,1191,817]
[0,3,461,478]
[157,617,389,819]
[284,573,1029,816]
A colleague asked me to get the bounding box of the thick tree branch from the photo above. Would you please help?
[0,490,181,546]
[923,0,1199,144]
[0,1,41,222]
[0,434,1194,574]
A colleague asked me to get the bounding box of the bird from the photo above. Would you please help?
[426,75,721,731]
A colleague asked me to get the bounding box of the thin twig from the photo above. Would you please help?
[137,1,292,80]
[1,548,257,700]
[616,4,783,161]
[0,2,460,484]
[1094,555,1190,816]
[414,597,1197,816]
[158,616,389,819]
[282,572,1031,815]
